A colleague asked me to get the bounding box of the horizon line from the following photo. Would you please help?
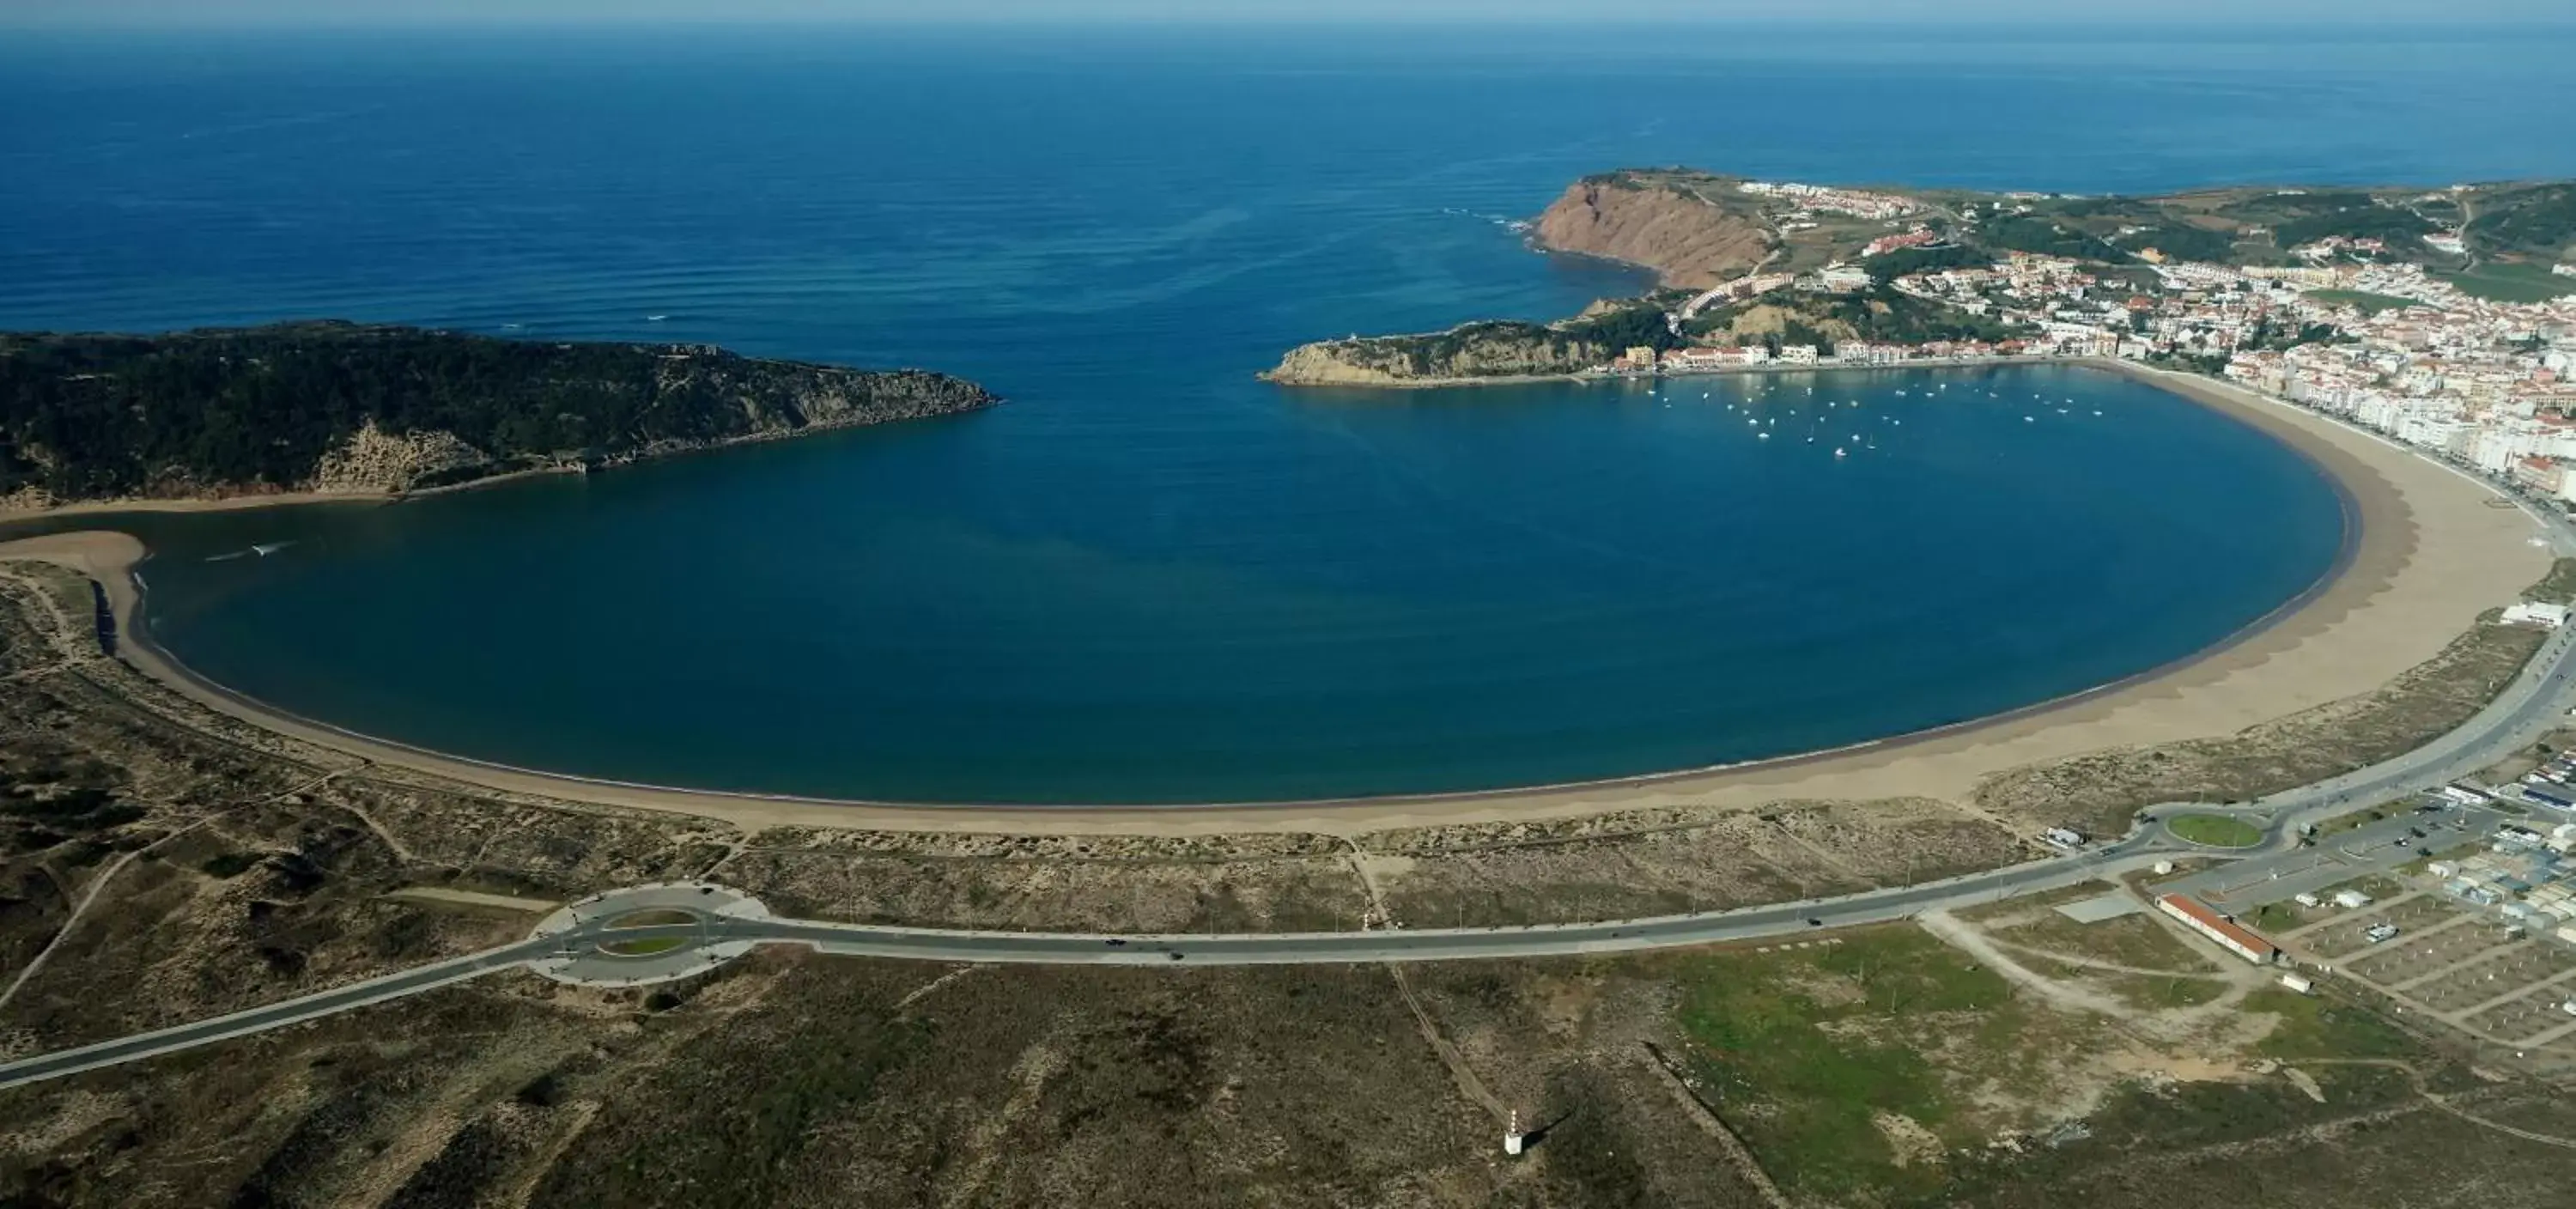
[12,15,2576,31]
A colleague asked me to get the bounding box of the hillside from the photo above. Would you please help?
[1685,285,2024,350]
[1261,306,1676,387]
[1270,167,2576,386]
[1529,173,1779,289]
[0,322,997,506]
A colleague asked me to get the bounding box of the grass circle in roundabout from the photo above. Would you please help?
[2166,813,2263,848]
[599,935,691,957]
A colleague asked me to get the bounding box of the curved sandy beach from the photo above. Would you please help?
[0,363,2553,835]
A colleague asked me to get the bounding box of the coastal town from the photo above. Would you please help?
[1597,178,2576,507]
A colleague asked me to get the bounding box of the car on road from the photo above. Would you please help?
[1167,951,1184,962]
[1105,939,1126,947]
[1807,917,1825,927]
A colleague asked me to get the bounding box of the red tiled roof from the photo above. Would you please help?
[2158,895,2277,957]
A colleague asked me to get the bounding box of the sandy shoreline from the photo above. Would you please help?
[1264,352,2070,391]
[0,363,2551,836]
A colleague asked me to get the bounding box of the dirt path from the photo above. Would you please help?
[1917,909,2137,1019]
[1986,937,2223,981]
[382,887,559,914]
[2306,1058,2576,1151]
[1637,1042,1793,1209]
[0,768,342,1017]
[1384,963,1508,1127]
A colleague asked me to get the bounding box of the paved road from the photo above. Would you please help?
[0,839,2172,1090]
[0,938,562,1090]
[9,402,2576,1093]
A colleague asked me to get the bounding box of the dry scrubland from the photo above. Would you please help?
[1978,618,2548,835]
[3,557,2576,1204]
[9,920,2574,1207]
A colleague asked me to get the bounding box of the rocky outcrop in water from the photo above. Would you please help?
[1262,321,1616,387]
[0,322,998,504]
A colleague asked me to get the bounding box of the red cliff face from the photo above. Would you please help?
[1531,178,1777,290]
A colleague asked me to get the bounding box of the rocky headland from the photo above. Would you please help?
[0,321,997,507]
[1529,172,1780,289]
[1264,167,2576,387]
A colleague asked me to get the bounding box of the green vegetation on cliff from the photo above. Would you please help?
[1557,305,1683,353]
[2470,183,2576,259]
[2436,259,2576,303]
[1978,216,2134,264]
[1688,286,2022,351]
[0,322,994,503]
[1864,243,1994,283]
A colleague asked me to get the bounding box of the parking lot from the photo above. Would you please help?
[2295,892,2460,960]
[2345,922,2520,993]
[2276,882,2576,1053]
[2402,941,2576,1012]
[2465,986,2576,1045]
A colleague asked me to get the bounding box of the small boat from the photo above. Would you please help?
[1758,431,1771,440]
[646,314,669,322]
[2023,416,2036,422]
[1833,447,1848,458]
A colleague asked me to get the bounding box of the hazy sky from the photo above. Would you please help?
[11,0,2572,26]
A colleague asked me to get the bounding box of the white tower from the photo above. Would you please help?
[1504,1109,1525,1157]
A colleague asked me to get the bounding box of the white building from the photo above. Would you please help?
[2503,602,2571,629]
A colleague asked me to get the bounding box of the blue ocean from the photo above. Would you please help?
[3,24,2567,803]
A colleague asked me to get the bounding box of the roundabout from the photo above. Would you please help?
[2164,813,2266,848]
[528,881,773,989]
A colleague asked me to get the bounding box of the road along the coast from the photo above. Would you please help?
[5,385,2574,1092]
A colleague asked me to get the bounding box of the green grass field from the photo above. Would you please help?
[2304,289,2433,314]
[599,935,689,957]
[1674,928,2014,1201]
[2435,260,2576,303]
[2168,814,2263,848]
[2246,987,2420,1060]
[2248,901,2306,933]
